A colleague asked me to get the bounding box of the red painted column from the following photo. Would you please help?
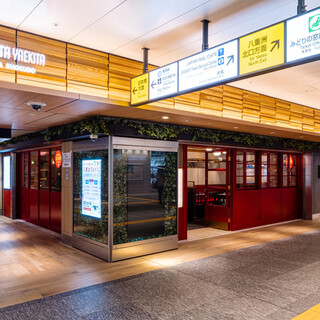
[303,152,312,220]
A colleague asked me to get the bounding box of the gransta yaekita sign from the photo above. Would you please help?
[0,44,46,74]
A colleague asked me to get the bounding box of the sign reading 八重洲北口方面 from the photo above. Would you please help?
[179,40,238,92]
[239,23,285,75]
[81,159,102,219]
[0,44,46,74]
[287,8,320,62]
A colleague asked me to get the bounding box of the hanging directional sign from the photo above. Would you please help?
[130,73,149,105]
[239,23,285,75]
[287,8,320,62]
[149,62,178,100]
[130,6,320,106]
[179,40,238,92]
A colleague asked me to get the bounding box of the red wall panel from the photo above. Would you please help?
[260,189,282,224]
[3,189,10,218]
[282,188,300,220]
[232,190,260,230]
[39,190,50,226]
[29,189,38,222]
[50,191,61,229]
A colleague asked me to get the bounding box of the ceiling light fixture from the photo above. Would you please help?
[233,126,238,129]
[270,131,275,134]
[213,151,221,157]
[206,148,213,152]
[162,116,169,120]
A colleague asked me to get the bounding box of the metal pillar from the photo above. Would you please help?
[142,47,149,73]
[297,0,307,15]
[201,19,210,51]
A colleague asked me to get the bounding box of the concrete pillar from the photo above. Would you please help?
[61,141,73,245]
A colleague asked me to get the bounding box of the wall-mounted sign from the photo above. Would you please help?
[3,156,10,190]
[81,159,102,219]
[62,151,71,168]
[130,73,149,105]
[287,8,320,62]
[179,40,238,92]
[0,45,46,74]
[149,62,178,100]
[54,150,62,169]
[239,23,285,75]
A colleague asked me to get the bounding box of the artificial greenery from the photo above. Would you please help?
[1,115,320,152]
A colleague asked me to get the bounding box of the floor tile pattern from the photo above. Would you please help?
[2,230,320,319]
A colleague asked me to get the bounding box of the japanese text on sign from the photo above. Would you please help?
[130,73,149,105]
[81,159,102,219]
[239,23,285,75]
[287,8,320,62]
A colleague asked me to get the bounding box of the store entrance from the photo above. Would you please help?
[186,146,230,240]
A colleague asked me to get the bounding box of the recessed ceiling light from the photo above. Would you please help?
[28,114,35,116]
[270,132,275,134]
[162,116,169,120]
[213,151,221,156]
[300,135,304,138]
[233,126,238,129]
[185,119,190,122]
[53,23,59,27]
[206,148,213,152]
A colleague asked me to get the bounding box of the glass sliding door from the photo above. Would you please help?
[113,149,177,245]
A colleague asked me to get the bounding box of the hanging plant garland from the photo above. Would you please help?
[0,115,319,152]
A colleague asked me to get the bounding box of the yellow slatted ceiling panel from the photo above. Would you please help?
[16,31,66,91]
[0,27,15,83]
[67,44,108,98]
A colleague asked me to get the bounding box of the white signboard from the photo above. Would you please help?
[149,62,178,100]
[81,159,102,219]
[62,151,72,168]
[179,40,238,92]
[3,156,10,190]
[287,8,320,62]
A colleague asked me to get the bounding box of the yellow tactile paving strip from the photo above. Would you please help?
[293,304,320,319]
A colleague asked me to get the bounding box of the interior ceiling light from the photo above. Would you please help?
[270,131,275,134]
[206,148,213,152]
[222,151,227,154]
[233,126,238,129]
[162,116,169,120]
[213,151,221,156]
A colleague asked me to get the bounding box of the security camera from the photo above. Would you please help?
[90,133,98,142]
[27,101,47,111]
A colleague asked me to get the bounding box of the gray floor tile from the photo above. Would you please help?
[263,308,297,320]
[84,304,159,320]
[59,286,121,316]
[0,298,79,320]
[283,292,320,314]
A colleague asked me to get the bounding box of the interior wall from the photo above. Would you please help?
[312,152,320,214]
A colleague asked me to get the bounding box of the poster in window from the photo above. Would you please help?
[81,159,102,218]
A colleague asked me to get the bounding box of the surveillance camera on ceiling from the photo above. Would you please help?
[90,133,98,142]
[27,101,47,111]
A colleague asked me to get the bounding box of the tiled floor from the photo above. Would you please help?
[2,229,320,319]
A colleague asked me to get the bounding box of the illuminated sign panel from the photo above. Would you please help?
[130,73,149,105]
[239,23,285,75]
[81,159,102,219]
[54,150,62,169]
[287,8,320,62]
[0,45,46,74]
[149,62,178,100]
[179,40,238,92]
[3,156,10,190]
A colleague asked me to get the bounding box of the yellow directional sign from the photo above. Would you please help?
[130,73,149,105]
[239,22,285,75]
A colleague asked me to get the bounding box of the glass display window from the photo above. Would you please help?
[261,152,278,188]
[39,150,49,191]
[282,153,297,187]
[236,150,256,189]
[207,150,227,187]
[23,153,28,188]
[30,151,38,189]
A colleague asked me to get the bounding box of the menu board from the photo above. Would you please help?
[81,159,102,218]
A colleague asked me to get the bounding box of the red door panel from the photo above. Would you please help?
[261,189,282,224]
[21,188,29,219]
[29,189,39,222]
[233,190,259,230]
[50,191,61,230]
[3,189,10,218]
[282,188,300,220]
[206,205,228,223]
[39,190,50,226]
